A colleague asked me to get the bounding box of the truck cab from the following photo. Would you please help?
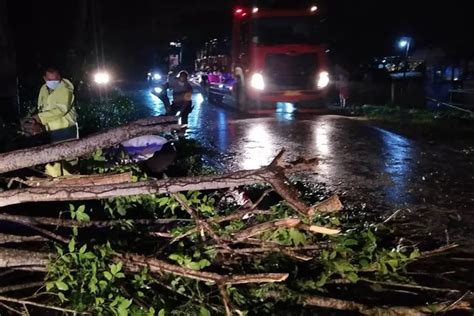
[205,3,330,112]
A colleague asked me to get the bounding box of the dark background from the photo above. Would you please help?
[4,0,473,81]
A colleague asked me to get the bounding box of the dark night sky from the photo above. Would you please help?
[5,0,473,79]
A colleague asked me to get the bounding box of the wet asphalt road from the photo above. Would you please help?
[125,84,474,217]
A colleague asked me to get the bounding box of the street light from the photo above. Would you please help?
[398,37,411,58]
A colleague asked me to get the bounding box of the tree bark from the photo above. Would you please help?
[0,150,317,216]
[121,254,288,285]
[0,116,179,174]
[14,172,133,188]
[0,248,49,269]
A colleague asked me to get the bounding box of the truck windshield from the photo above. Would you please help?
[252,16,325,45]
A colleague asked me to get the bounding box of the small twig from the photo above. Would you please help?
[382,209,404,224]
[420,244,459,258]
[219,285,233,316]
[172,193,230,249]
[0,215,67,243]
[439,291,471,313]
[0,295,81,314]
[246,189,273,212]
[0,282,44,295]
[360,279,461,294]
[0,301,22,315]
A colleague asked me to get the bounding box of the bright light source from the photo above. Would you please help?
[317,71,330,89]
[219,84,224,89]
[310,5,318,12]
[242,12,248,17]
[94,71,111,85]
[147,72,152,76]
[250,73,265,90]
[252,7,259,13]
[154,87,163,94]
[153,73,162,80]
[399,40,409,48]
[235,8,243,14]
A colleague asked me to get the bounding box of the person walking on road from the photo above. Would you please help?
[159,70,193,125]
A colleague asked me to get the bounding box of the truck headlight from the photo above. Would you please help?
[153,73,162,80]
[317,71,330,89]
[250,73,265,90]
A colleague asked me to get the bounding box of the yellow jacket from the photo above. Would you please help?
[37,79,77,131]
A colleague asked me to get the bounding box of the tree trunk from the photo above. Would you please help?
[0,116,179,174]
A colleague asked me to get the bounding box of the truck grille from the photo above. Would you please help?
[264,53,318,91]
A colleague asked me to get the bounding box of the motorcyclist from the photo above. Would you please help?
[159,70,193,125]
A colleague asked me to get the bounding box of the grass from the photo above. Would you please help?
[361,105,474,145]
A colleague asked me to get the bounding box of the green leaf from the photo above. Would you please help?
[157,308,165,316]
[58,292,68,302]
[111,264,118,275]
[55,246,64,256]
[45,282,54,291]
[103,271,113,281]
[409,249,421,259]
[288,228,307,246]
[83,252,96,260]
[55,281,69,291]
[99,280,108,290]
[343,239,359,247]
[387,259,399,271]
[186,262,201,270]
[68,238,76,253]
[76,211,90,222]
[347,272,359,283]
[79,244,87,255]
[115,272,125,279]
[77,205,85,214]
[198,259,211,269]
[367,230,376,244]
[359,258,369,268]
[118,299,133,316]
[199,306,211,316]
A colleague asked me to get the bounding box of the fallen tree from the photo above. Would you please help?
[0,116,180,174]
[0,116,470,315]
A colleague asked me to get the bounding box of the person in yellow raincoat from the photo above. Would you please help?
[31,68,79,177]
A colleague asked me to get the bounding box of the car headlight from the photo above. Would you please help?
[250,73,265,90]
[94,72,111,85]
[154,87,163,94]
[317,71,330,89]
[153,73,162,80]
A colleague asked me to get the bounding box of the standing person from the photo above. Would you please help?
[32,68,78,141]
[159,70,193,125]
[27,68,78,176]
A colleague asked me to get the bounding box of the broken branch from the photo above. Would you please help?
[0,116,180,174]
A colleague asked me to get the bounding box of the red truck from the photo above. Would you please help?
[197,3,330,113]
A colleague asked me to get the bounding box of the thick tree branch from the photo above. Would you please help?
[0,150,317,217]
[0,116,180,174]
[120,254,288,285]
[0,233,47,244]
[0,213,189,229]
[12,172,133,188]
[0,248,49,269]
